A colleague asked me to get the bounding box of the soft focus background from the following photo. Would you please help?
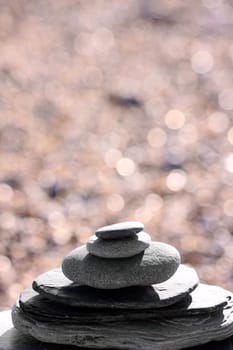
[0,0,233,309]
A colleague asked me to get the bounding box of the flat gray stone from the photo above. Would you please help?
[1,311,233,350]
[86,231,151,258]
[19,284,229,322]
[62,242,181,288]
[95,221,144,240]
[11,286,233,350]
[33,264,198,309]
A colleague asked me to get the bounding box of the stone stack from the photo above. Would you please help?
[11,221,233,350]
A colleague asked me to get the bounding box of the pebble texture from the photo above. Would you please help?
[95,221,144,240]
[62,242,181,288]
[86,231,151,258]
[33,265,199,309]
[12,286,233,350]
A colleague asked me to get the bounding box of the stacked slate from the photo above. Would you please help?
[11,221,233,350]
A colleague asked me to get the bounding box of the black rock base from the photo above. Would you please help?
[11,284,233,350]
[1,311,233,350]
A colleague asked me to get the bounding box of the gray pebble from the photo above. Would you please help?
[95,221,144,240]
[62,242,181,289]
[86,231,151,258]
[33,264,199,309]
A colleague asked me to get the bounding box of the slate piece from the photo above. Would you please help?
[86,231,151,258]
[1,311,233,350]
[19,284,229,323]
[62,242,181,288]
[33,264,199,309]
[95,221,144,240]
[11,288,233,350]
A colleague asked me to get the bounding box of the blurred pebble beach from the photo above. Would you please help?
[0,0,233,308]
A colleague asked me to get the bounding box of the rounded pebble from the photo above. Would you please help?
[62,242,181,289]
[86,231,151,258]
[95,221,144,240]
[33,264,199,309]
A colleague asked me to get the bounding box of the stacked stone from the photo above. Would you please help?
[11,222,233,350]
[62,221,181,289]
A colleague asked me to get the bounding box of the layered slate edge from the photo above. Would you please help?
[32,264,199,309]
[11,284,233,350]
[10,221,233,349]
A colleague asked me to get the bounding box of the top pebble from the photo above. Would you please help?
[96,221,144,240]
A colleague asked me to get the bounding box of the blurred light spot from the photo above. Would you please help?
[44,80,64,102]
[116,158,136,176]
[166,146,186,165]
[145,193,163,211]
[38,170,56,187]
[48,211,65,228]
[92,27,115,52]
[104,148,122,168]
[23,218,43,235]
[166,170,187,191]
[223,200,233,216]
[147,128,167,148]
[27,236,46,251]
[127,173,146,191]
[207,112,229,133]
[52,226,72,245]
[134,206,152,223]
[218,89,233,110]
[76,225,92,244]
[8,283,23,301]
[165,109,185,129]
[227,127,233,145]
[191,50,214,74]
[0,212,16,230]
[225,154,233,173]
[179,124,198,144]
[82,66,103,88]
[0,11,14,38]
[202,0,223,8]
[0,255,11,274]
[0,184,14,202]
[107,194,125,212]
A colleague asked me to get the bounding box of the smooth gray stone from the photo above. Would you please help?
[95,221,144,240]
[62,242,181,288]
[86,231,151,258]
[19,284,229,323]
[33,264,199,309]
[11,287,233,350]
[1,312,233,350]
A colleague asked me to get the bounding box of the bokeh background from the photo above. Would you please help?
[0,0,233,309]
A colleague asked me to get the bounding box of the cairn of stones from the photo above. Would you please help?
[12,221,233,350]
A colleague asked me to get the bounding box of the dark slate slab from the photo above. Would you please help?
[1,311,233,350]
[18,283,229,323]
[95,221,144,239]
[33,264,199,309]
[62,242,181,288]
[11,291,233,350]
